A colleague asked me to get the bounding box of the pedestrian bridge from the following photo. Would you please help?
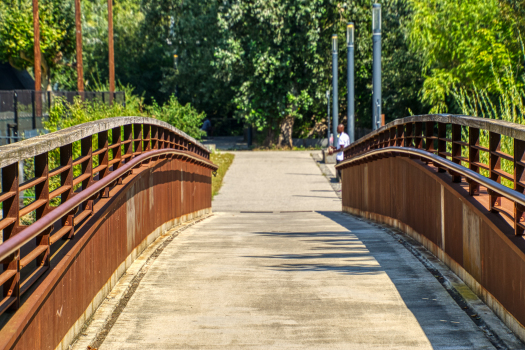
[0,116,524,349]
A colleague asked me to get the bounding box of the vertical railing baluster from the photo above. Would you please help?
[123,124,132,164]
[514,139,525,236]
[157,127,164,150]
[60,144,74,238]
[451,124,462,182]
[112,126,122,170]
[2,163,20,310]
[133,124,143,156]
[468,127,480,195]
[143,124,151,153]
[425,122,435,153]
[396,124,404,147]
[437,123,446,157]
[34,153,50,268]
[405,123,413,148]
[489,132,502,211]
[98,131,109,197]
[414,122,423,149]
[81,136,94,215]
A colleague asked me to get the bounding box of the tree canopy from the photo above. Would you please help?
[0,0,75,90]
[1,0,524,143]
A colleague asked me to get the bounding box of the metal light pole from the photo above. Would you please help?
[326,90,331,146]
[332,34,339,149]
[347,22,355,143]
[108,0,115,102]
[372,3,382,130]
[75,0,84,92]
[32,0,41,92]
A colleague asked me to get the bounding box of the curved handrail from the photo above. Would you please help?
[344,114,525,153]
[0,149,217,263]
[0,116,217,317]
[0,116,210,168]
[336,146,525,207]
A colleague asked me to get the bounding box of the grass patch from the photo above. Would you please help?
[210,152,235,198]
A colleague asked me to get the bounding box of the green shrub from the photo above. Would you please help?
[147,95,206,140]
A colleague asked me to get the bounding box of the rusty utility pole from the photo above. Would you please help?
[108,0,115,98]
[75,0,84,91]
[32,0,41,91]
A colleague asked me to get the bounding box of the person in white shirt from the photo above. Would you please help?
[328,124,351,180]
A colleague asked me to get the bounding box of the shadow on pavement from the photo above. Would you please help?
[243,210,492,349]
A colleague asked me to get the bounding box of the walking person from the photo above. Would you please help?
[329,124,351,181]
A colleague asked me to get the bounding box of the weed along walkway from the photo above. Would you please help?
[82,151,520,349]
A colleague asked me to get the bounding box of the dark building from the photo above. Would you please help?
[0,62,34,90]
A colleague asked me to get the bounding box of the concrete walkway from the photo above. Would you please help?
[97,151,516,349]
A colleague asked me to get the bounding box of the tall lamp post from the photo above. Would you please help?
[332,34,339,149]
[32,0,41,92]
[372,3,382,130]
[347,22,355,143]
[108,0,115,102]
[75,0,84,92]
[326,90,331,146]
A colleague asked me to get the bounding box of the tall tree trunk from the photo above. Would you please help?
[277,115,295,148]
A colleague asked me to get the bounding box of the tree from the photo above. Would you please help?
[0,0,75,90]
[408,0,521,113]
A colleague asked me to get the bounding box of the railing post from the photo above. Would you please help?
[404,123,413,148]
[98,130,110,197]
[514,139,525,236]
[34,153,50,269]
[489,132,502,211]
[143,124,151,152]
[414,122,423,149]
[425,122,435,152]
[133,124,143,156]
[451,124,462,182]
[123,124,133,164]
[157,127,164,150]
[60,144,74,239]
[81,136,94,216]
[111,127,122,170]
[468,127,480,195]
[396,124,404,147]
[2,162,20,311]
[437,122,447,173]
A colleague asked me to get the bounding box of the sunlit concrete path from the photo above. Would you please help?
[97,151,511,349]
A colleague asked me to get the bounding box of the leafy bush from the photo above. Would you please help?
[45,89,206,140]
[147,95,206,140]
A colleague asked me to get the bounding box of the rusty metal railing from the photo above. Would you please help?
[0,117,217,316]
[336,114,525,237]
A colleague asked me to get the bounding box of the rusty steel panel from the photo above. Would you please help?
[444,189,463,264]
[3,157,212,350]
[341,155,525,333]
[480,223,525,326]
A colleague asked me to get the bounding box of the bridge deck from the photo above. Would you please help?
[85,152,514,349]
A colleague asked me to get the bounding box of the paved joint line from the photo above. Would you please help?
[346,213,521,350]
